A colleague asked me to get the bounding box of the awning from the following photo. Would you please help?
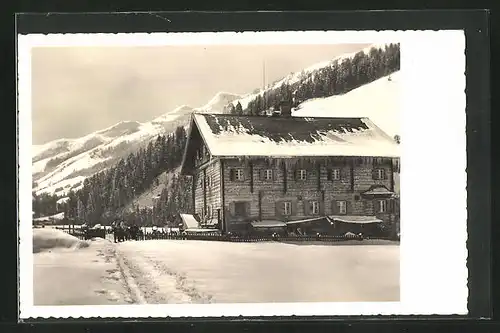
[184,228,219,233]
[362,186,394,196]
[251,221,287,228]
[285,217,326,225]
[327,215,383,224]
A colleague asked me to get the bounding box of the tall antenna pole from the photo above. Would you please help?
[263,60,266,89]
[263,60,266,114]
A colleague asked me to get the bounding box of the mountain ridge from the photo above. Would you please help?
[32,91,243,196]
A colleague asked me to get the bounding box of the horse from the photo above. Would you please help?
[127,225,141,241]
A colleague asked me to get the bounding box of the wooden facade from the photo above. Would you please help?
[181,114,400,234]
[188,142,398,233]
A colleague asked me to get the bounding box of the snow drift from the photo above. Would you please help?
[33,228,89,253]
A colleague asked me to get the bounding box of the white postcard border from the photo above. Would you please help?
[18,30,467,318]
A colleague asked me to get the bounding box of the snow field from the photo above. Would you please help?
[117,240,400,304]
[33,232,399,305]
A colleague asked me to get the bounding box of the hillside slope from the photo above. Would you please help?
[229,43,394,111]
[120,166,181,213]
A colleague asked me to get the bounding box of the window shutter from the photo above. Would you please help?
[303,200,310,215]
[383,168,388,180]
[229,202,236,216]
[230,169,235,181]
[331,200,338,214]
[319,201,325,215]
[275,202,283,218]
[294,169,299,181]
[259,169,264,181]
[272,169,277,181]
[346,201,353,214]
[371,169,377,180]
[292,201,298,216]
[373,200,380,214]
[327,169,332,181]
[341,167,348,180]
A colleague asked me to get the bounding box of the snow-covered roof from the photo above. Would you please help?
[327,216,383,224]
[181,113,399,174]
[180,214,199,229]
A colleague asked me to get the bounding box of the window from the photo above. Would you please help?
[283,202,292,216]
[234,202,247,217]
[264,169,273,181]
[328,168,341,180]
[310,201,320,215]
[298,169,307,181]
[231,168,244,181]
[373,168,386,180]
[206,205,212,218]
[337,200,347,214]
[378,200,387,213]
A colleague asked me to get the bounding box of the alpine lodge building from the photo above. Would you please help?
[179,106,400,237]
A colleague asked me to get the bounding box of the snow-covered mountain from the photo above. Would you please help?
[32,92,242,196]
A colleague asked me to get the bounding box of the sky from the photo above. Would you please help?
[31,43,370,144]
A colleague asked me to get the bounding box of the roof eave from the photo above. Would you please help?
[192,114,215,157]
[179,115,196,175]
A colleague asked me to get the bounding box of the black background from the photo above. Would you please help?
[1,3,496,333]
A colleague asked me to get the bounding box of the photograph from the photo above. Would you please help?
[18,29,468,319]
[30,40,401,306]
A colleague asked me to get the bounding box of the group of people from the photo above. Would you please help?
[111,220,143,243]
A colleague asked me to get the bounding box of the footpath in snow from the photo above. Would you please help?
[116,239,400,304]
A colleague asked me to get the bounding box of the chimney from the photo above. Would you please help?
[279,100,292,117]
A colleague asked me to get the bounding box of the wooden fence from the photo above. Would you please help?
[54,226,107,240]
[55,226,399,243]
[139,232,398,243]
